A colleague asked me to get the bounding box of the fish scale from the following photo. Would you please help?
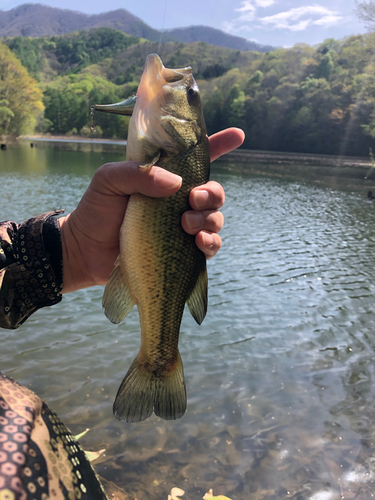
[97,54,210,422]
[123,151,208,362]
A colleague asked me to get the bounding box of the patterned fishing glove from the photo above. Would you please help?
[0,210,64,329]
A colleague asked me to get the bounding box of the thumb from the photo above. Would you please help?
[91,161,182,197]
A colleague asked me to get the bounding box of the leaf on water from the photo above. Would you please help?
[73,428,105,462]
[209,496,232,500]
[166,487,231,500]
[74,428,90,440]
[168,487,185,500]
[84,448,106,462]
[203,490,232,500]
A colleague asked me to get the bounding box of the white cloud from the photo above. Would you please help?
[255,0,275,7]
[313,14,344,27]
[225,0,271,31]
[225,1,345,34]
[235,0,274,12]
[260,5,343,30]
[287,20,311,32]
[236,1,256,12]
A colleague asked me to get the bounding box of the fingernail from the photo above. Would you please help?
[193,190,210,209]
[202,232,214,247]
[154,169,182,189]
[186,212,204,230]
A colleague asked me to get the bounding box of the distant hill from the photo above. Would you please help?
[0,4,177,42]
[0,4,274,52]
[2,27,141,81]
[166,26,274,53]
[2,28,261,84]
[79,39,261,86]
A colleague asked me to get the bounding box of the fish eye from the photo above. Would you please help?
[187,86,199,104]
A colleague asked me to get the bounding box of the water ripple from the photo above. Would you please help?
[3,151,375,498]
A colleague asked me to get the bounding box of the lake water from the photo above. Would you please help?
[2,143,375,500]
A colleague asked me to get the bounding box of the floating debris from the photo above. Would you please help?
[74,428,106,462]
[203,489,232,500]
[168,487,185,500]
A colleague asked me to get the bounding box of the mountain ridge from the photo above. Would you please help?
[166,26,274,53]
[0,3,274,52]
[0,3,177,41]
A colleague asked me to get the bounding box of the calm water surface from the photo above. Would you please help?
[2,144,375,499]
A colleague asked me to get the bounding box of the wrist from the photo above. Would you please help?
[58,213,95,293]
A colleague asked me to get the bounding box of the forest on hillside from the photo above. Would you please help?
[1,27,375,157]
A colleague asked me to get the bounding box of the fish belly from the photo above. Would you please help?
[121,193,203,367]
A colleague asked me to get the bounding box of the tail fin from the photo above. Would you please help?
[113,353,186,422]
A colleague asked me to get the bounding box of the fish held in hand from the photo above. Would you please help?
[97,54,210,422]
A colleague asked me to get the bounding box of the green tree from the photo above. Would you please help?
[0,100,14,132]
[0,43,44,137]
[228,84,245,128]
[6,37,42,80]
[315,52,335,80]
[43,73,129,138]
[202,85,226,135]
[52,28,139,74]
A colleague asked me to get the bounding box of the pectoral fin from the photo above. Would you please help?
[187,263,208,325]
[140,151,161,169]
[102,259,135,324]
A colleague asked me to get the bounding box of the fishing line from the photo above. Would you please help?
[158,0,168,54]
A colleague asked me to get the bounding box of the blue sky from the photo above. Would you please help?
[1,0,367,47]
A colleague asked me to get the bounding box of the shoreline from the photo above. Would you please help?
[10,134,375,189]
[16,134,371,166]
[19,134,127,146]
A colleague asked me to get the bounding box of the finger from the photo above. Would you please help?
[182,210,224,235]
[195,231,222,259]
[209,128,245,162]
[92,162,182,198]
[189,181,225,210]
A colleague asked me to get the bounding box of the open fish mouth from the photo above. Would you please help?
[134,54,197,152]
[90,55,193,117]
[137,53,192,108]
[143,54,192,89]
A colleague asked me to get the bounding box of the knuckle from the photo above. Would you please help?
[215,211,224,231]
[205,211,224,233]
[91,163,112,188]
[208,181,225,207]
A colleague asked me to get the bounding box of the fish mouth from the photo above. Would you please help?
[139,54,192,103]
[133,54,195,151]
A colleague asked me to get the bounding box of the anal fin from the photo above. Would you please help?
[102,259,135,324]
[187,263,208,325]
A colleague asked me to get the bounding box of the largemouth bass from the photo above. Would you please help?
[94,54,210,422]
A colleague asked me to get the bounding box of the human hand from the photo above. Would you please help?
[59,127,245,293]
